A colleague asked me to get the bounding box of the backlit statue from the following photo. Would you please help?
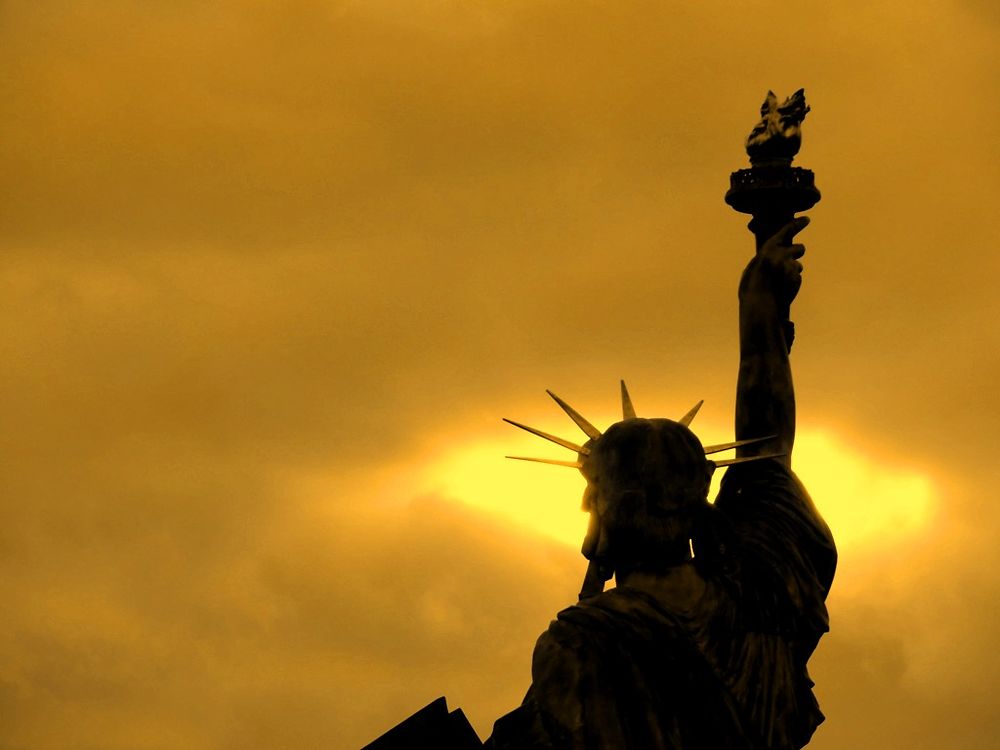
[361,91,835,750]
[490,212,836,749]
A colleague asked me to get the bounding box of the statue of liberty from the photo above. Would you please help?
[489,90,835,750]
[489,213,836,750]
[363,90,835,750]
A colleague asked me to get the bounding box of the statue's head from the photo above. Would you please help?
[578,417,713,575]
[505,382,781,589]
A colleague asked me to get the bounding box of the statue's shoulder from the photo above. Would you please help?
[538,586,698,659]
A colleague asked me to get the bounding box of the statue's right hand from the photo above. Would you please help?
[739,216,809,308]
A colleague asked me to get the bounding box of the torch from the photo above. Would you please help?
[725,89,820,252]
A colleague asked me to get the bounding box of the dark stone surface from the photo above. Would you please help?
[361,697,482,750]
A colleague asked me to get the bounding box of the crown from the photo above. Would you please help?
[504,380,783,470]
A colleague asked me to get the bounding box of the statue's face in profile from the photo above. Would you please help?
[581,419,712,570]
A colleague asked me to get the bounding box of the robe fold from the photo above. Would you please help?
[489,459,837,750]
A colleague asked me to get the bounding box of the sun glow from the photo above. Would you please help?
[420,437,591,549]
[792,430,935,551]
[419,422,935,554]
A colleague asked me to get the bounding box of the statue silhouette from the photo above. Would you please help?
[489,217,836,750]
[363,93,835,750]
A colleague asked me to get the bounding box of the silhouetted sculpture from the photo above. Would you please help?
[726,89,820,266]
[489,92,836,749]
[361,91,835,750]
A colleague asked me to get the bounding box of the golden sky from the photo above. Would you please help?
[2,1,999,748]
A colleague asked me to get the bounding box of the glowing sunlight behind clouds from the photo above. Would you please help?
[420,435,590,549]
[2,1,994,747]
[420,422,935,556]
[794,430,934,553]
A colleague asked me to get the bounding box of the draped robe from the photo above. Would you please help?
[489,459,837,750]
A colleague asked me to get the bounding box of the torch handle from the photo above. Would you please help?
[748,211,796,254]
[745,209,801,350]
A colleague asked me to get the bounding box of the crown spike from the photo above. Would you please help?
[711,452,786,468]
[620,380,637,420]
[547,390,602,440]
[506,455,582,469]
[503,418,590,455]
[678,399,704,427]
[703,435,777,455]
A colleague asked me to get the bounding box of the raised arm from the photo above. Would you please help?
[735,216,810,464]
